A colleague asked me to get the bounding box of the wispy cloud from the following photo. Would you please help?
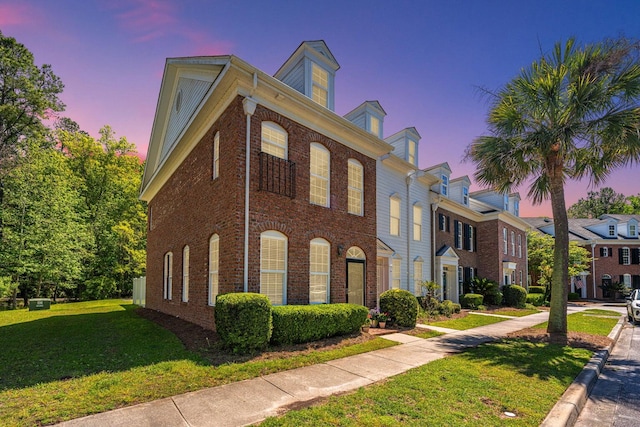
[0,3,38,27]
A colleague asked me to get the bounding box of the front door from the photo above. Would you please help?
[347,260,365,305]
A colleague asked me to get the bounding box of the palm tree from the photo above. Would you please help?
[467,38,640,340]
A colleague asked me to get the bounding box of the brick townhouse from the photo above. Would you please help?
[525,214,640,299]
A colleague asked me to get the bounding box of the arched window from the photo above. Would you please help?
[182,246,189,302]
[310,238,330,304]
[163,252,173,300]
[261,122,288,159]
[346,246,366,260]
[208,235,219,306]
[347,159,363,215]
[310,143,330,207]
[260,231,287,305]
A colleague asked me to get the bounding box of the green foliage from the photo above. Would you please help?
[470,277,502,305]
[503,285,527,308]
[379,289,419,328]
[271,304,367,345]
[526,293,546,306]
[568,187,630,218]
[568,292,581,301]
[529,286,546,294]
[417,280,441,319]
[82,276,117,300]
[439,300,460,317]
[215,293,272,353]
[599,281,627,299]
[460,293,483,309]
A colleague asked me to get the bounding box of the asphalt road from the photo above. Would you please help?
[575,310,640,427]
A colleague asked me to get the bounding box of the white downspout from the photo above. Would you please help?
[242,93,257,293]
[591,241,597,299]
[405,173,414,292]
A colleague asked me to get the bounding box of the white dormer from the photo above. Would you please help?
[384,127,421,167]
[509,193,521,217]
[621,218,639,238]
[344,101,386,139]
[449,176,472,207]
[425,162,452,196]
[274,40,340,111]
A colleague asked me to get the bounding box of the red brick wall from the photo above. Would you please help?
[585,244,640,299]
[475,219,527,286]
[434,208,478,270]
[146,97,378,330]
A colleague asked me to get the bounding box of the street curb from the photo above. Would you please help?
[539,316,625,427]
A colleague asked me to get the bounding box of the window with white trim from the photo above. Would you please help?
[212,131,220,179]
[624,274,631,287]
[261,122,288,159]
[503,195,509,210]
[458,266,464,296]
[347,159,363,215]
[408,140,416,165]
[441,175,448,196]
[311,63,328,108]
[163,252,173,300]
[390,195,400,236]
[369,115,380,137]
[517,234,522,258]
[609,224,616,237]
[622,247,631,265]
[310,143,330,207]
[463,187,469,206]
[511,231,515,256]
[309,238,330,304]
[514,200,520,216]
[503,227,508,254]
[455,220,463,249]
[260,231,287,305]
[630,224,637,237]
[392,258,401,289]
[413,204,422,241]
[413,259,423,294]
[182,246,189,302]
[208,235,219,306]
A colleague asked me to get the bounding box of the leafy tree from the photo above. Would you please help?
[567,187,629,218]
[467,38,640,339]
[0,31,64,172]
[626,194,640,214]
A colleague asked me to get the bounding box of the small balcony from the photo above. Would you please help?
[259,152,296,198]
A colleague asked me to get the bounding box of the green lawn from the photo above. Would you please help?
[491,308,540,317]
[534,309,621,336]
[425,313,507,330]
[0,300,396,427]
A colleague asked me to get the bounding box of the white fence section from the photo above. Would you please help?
[132,276,146,307]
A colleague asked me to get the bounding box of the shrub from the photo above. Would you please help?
[568,292,581,301]
[485,291,503,306]
[380,289,419,327]
[271,303,367,345]
[439,300,457,317]
[471,277,502,306]
[526,293,546,306]
[503,285,527,308]
[461,293,483,309]
[529,286,546,294]
[215,293,272,353]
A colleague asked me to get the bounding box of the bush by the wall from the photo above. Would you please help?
[271,303,367,345]
[380,289,419,327]
[215,293,272,353]
[568,292,581,301]
[461,293,484,309]
[485,291,503,306]
[503,285,527,308]
[529,286,546,294]
[439,300,461,317]
[526,293,546,306]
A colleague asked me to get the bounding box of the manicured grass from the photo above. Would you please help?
[261,340,592,426]
[490,308,540,317]
[410,329,444,339]
[534,309,621,336]
[0,300,397,426]
[427,313,507,330]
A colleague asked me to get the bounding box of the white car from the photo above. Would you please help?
[627,289,640,324]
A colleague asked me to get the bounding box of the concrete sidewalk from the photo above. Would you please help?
[56,306,610,427]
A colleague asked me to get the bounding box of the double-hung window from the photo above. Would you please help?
[413,204,422,241]
[511,231,515,256]
[182,246,189,302]
[622,247,631,265]
[260,231,287,305]
[208,235,219,305]
[163,252,173,300]
[413,259,423,294]
[408,140,416,165]
[310,143,329,207]
[392,258,401,289]
[212,131,220,179]
[390,196,400,236]
[261,122,287,159]
[503,228,508,254]
[311,63,328,108]
[347,159,363,215]
[309,238,330,304]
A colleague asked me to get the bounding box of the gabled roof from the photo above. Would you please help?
[344,100,387,118]
[274,40,340,79]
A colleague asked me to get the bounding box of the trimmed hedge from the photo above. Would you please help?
[380,289,419,327]
[503,285,527,308]
[215,293,272,353]
[440,300,461,316]
[526,293,546,306]
[461,293,484,309]
[271,303,368,345]
[485,291,503,306]
[568,292,581,301]
[529,286,546,294]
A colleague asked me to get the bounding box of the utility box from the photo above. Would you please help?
[29,298,51,311]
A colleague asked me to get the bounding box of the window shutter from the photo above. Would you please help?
[620,275,625,284]
[473,227,477,253]
[619,248,624,264]
[599,247,605,257]
[633,275,640,288]
[610,248,614,256]
[454,221,460,248]
[446,216,450,232]
[439,214,444,230]
[631,248,640,265]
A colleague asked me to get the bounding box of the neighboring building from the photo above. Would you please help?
[426,165,529,303]
[140,41,391,329]
[525,215,640,299]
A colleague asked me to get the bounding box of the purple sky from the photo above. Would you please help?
[2,0,639,216]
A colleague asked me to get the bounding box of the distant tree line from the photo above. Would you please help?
[0,31,146,307]
[567,187,640,219]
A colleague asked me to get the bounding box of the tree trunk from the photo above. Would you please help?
[547,166,570,342]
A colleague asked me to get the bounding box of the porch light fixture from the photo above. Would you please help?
[337,244,344,257]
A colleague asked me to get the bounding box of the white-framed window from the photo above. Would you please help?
[458,266,464,297]
[163,252,173,300]
[347,159,364,216]
[519,271,523,285]
[609,224,616,237]
[413,204,422,241]
[455,220,463,249]
[441,175,448,196]
[212,131,220,179]
[309,238,330,304]
[182,246,189,302]
[369,115,380,137]
[463,187,469,206]
[392,258,401,289]
[468,225,474,252]
[503,227,508,254]
[503,195,509,210]
[311,62,328,108]
[408,140,416,165]
[514,200,520,216]
[518,234,522,258]
[261,121,288,159]
[630,224,637,237]
[601,247,609,257]
[413,259,423,294]
[208,235,219,306]
[624,274,632,287]
[439,213,446,231]
[511,231,515,256]
[622,247,631,265]
[260,231,287,305]
[310,143,330,207]
[390,195,401,236]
